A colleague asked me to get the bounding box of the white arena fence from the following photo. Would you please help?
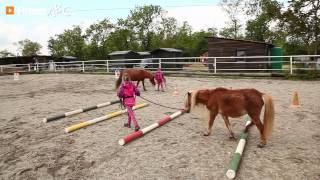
[1,55,319,76]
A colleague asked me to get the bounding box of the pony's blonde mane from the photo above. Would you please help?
[188,90,210,122]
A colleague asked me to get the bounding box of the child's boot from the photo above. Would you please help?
[124,123,130,128]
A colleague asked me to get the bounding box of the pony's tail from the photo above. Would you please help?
[115,72,123,90]
[262,94,275,139]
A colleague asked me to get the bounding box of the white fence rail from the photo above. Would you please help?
[1,55,320,76]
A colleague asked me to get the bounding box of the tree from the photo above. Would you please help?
[174,21,193,56]
[157,17,178,47]
[104,18,141,52]
[125,5,164,51]
[219,0,244,39]
[244,0,282,42]
[85,19,114,59]
[219,26,241,38]
[191,29,218,56]
[281,0,320,54]
[106,28,140,52]
[0,49,14,57]
[45,5,223,58]
[48,26,86,59]
[16,39,42,56]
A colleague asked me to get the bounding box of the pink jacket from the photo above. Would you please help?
[118,81,140,107]
[155,71,164,83]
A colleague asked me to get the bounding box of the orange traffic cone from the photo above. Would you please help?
[173,85,179,96]
[291,91,300,107]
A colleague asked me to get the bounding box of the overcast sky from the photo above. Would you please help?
[0,0,239,55]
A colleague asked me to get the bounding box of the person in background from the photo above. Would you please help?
[154,68,166,91]
[117,73,141,131]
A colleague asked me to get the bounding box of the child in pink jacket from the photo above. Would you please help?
[117,74,141,131]
[155,68,166,91]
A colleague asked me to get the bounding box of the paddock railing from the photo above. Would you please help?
[1,55,320,76]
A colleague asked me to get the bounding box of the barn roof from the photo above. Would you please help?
[151,48,183,53]
[137,51,151,56]
[207,37,274,46]
[108,50,137,56]
[62,56,77,59]
[0,55,52,59]
[0,55,53,65]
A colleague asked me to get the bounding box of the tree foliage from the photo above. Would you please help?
[48,26,86,59]
[121,5,164,51]
[281,0,320,54]
[242,0,319,55]
[0,49,14,57]
[16,39,42,56]
[44,2,319,60]
[47,5,216,59]
[219,0,244,38]
[245,0,282,42]
[85,19,114,59]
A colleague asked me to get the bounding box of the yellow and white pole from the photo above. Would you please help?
[65,103,148,133]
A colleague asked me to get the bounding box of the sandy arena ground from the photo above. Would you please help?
[0,73,319,180]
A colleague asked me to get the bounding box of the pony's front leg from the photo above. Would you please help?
[204,111,217,136]
[222,115,235,139]
[142,80,147,91]
[136,81,140,88]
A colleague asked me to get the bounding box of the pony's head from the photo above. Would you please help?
[185,91,192,113]
[184,90,197,113]
[184,89,210,122]
[142,70,155,86]
[149,74,155,86]
[122,72,131,82]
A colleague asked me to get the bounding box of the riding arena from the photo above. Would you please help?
[0,72,319,180]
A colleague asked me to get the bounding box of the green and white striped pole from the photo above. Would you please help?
[226,119,251,179]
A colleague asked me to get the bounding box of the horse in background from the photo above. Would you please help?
[115,69,155,91]
[184,87,275,147]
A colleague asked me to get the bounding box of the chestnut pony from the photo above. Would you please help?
[185,87,275,147]
[115,69,155,91]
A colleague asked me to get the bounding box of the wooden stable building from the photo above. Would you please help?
[108,50,141,68]
[206,37,274,71]
[0,55,53,65]
[0,55,79,66]
[150,48,183,70]
[108,48,183,70]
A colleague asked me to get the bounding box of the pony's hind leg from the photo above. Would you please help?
[221,115,235,139]
[249,114,266,148]
[204,111,217,136]
[136,81,140,88]
[244,121,254,132]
